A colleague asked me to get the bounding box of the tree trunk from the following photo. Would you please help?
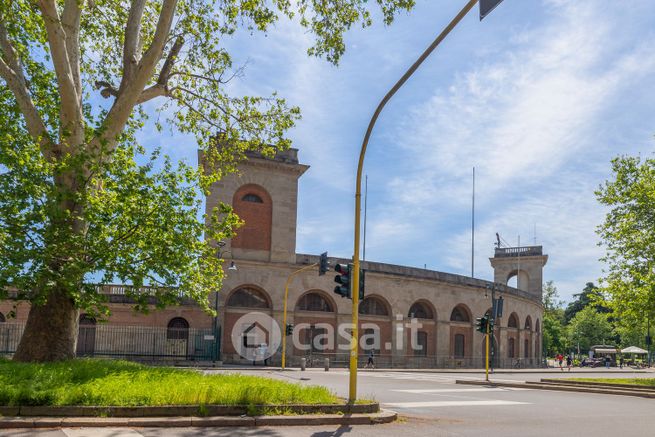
[13,288,79,362]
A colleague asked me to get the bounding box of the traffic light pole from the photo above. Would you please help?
[485,318,490,381]
[281,262,318,370]
[350,0,480,403]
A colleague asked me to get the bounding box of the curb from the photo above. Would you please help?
[0,402,378,418]
[206,367,652,374]
[455,379,655,399]
[0,410,397,429]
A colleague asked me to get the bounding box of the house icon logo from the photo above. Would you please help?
[231,312,281,361]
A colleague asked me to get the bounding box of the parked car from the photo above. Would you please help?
[580,357,604,367]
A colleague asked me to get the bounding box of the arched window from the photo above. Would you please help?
[242,193,263,203]
[296,292,334,312]
[508,313,519,328]
[524,316,532,331]
[535,319,541,333]
[454,334,465,358]
[232,184,272,251]
[227,287,270,309]
[408,302,434,319]
[450,305,470,322]
[359,296,389,316]
[508,338,516,358]
[0,312,5,323]
[167,317,189,340]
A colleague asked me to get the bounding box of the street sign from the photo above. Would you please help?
[480,0,505,20]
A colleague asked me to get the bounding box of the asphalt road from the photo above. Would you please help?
[4,367,655,437]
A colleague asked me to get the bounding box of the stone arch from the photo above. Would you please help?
[408,300,435,320]
[506,269,530,290]
[507,312,519,328]
[226,285,272,309]
[359,295,391,316]
[167,317,189,340]
[524,315,532,331]
[231,183,272,251]
[407,300,437,358]
[295,290,335,313]
[449,304,473,361]
[450,304,471,322]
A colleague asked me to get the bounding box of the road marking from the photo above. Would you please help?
[385,400,530,408]
[392,387,528,393]
[63,429,143,437]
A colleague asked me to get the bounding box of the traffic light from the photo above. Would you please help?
[285,324,294,336]
[333,263,352,298]
[319,252,329,276]
[476,315,489,333]
[487,317,494,331]
[358,269,365,300]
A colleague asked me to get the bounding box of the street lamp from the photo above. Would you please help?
[212,242,237,366]
[348,0,506,403]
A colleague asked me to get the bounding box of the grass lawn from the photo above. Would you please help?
[569,378,655,387]
[0,359,339,407]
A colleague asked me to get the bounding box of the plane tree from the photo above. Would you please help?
[0,0,415,362]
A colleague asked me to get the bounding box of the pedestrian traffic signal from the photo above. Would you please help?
[319,252,329,276]
[487,317,495,331]
[334,263,352,298]
[476,315,489,333]
[285,324,294,336]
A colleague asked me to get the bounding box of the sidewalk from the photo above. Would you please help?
[199,365,654,374]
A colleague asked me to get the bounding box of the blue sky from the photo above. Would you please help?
[141,0,655,304]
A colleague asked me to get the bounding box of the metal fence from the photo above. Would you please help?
[235,351,544,369]
[0,323,218,362]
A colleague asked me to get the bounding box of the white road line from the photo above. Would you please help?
[392,388,529,393]
[63,429,143,437]
[384,400,531,408]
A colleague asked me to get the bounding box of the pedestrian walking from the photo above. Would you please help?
[365,350,375,369]
[260,343,269,366]
[556,353,564,370]
[605,355,611,369]
[566,355,572,371]
[620,356,624,369]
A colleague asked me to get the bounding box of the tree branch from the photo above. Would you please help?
[122,0,147,82]
[157,36,183,85]
[137,84,169,104]
[0,22,54,156]
[37,0,82,145]
[61,0,82,97]
[92,0,178,152]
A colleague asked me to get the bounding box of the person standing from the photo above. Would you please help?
[620,356,624,369]
[605,355,611,369]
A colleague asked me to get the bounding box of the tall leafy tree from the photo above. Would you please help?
[541,280,566,357]
[565,306,614,354]
[564,282,609,324]
[0,0,415,362]
[596,155,655,336]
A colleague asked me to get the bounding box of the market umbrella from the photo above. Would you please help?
[621,346,648,354]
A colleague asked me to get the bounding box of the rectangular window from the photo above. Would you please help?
[415,331,428,357]
[454,334,465,358]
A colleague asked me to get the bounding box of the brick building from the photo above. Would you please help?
[0,148,546,368]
